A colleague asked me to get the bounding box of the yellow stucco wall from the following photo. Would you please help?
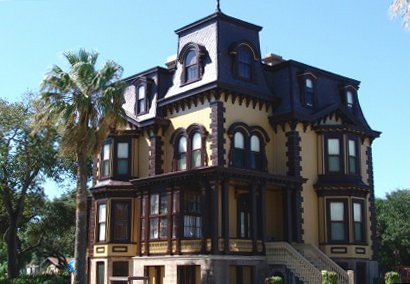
[138,133,150,177]
[265,189,284,241]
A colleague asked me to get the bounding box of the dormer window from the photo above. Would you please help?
[346,90,354,111]
[238,46,252,79]
[137,85,147,114]
[185,49,199,83]
[298,72,317,109]
[304,78,314,107]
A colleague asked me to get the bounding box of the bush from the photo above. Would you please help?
[385,271,400,284]
[0,273,70,284]
[265,275,283,284]
[322,270,338,284]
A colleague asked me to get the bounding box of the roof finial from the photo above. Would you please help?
[216,0,221,12]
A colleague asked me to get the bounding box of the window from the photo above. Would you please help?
[348,139,358,174]
[346,90,354,111]
[183,191,201,238]
[97,203,107,242]
[328,200,348,242]
[149,193,168,239]
[137,85,147,114]
[101,142,111,177]
[184,49,198,83]
[112,261,129,284]
[177,265,199,284]
[250,135,261,170]
[304,78,314,107]
[237,195,251,239]
[111,200,131,242]
[353,201,365,243]
[327,138,341,173]
[191,133,202,168]
[145,266,164,284]
[229,266,253,284]
[177,136,187,171]
[232,132,245,168]
[237,46,252,79]
[96,262,105,284]
[116,141,130,176]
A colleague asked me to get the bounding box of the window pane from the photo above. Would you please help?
[138,85,145,99]
[330,202,344,221]
[238,63,251,79]
[238,47,252,63]
[348,140,356,157]
[103,144,110,160]
[185,50,197,66]
[160,217,168,238]
[192,133,201,150]
[178,136,187,152]
[178,153,187,170]
[328,156,340,172]
[349,157,356,174]
[160,193,168,214]
[331,223,345,241]
[117,160,128,175]
[353,203,362,222]
[250,135,260,152]
[192,150,201,168]
[151,194,159,215]
[98,204,106,222]
[99,223,106,242]
[172,215,177,238]
[141,219,145,240]
[354,223,363,242]
[186,66,198,81]
[150,218,159,239]
[117,143,129,158]
[328,139,340,155]
[112,201,130,242]
[250,153,261,170]
[97,262,105,284]
[234,132,244,149]
[347,91,353,105]
[139,99,146,113]
[113,261,129,277]
[306,78,313,88]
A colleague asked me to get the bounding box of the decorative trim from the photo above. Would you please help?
[149,127,164,176]
[331,247,347,254]
[285,130,302,177]
[210,100,225,166]
[355,247,366,254]
[96,246,105,253]
[366,146,377,260]
[112,246,128,252]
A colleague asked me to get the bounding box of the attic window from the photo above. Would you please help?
[238,46,252,79]
[298,72,317,109]
[230,42,258,82]
[185,49,199,82]
[304,78,314,107]
[346,90,354,111]
[137,85,147,114]
[178,43,206,85]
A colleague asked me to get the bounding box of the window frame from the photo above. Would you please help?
[100,139,112,179]
[347,136,360,175]
[96,201,107,243]
[110,199,132,243]
[324,135,343,174]
[229,42,258,82]
[113,138,131,178]
[136,84,148,115]
[178,43,206,85]
[326,199,349,243]
[232,131,246,168]
[298,72,317,109]
[182,191,202,239]
[352,199,366,244]
[237,194,252,239]
[148,193,169,240]
[237,46,253,80]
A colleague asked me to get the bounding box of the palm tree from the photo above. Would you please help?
[390,0,410,28]
[39,49,126,284]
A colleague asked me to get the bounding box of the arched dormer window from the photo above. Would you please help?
[233,132,245,168]
[170,124,208,171]
[229,42,259,81]
[228,122,269,171]
[178,43,207,85]
[177,136,187,171]
[297,72,317,109]
[127,77,153,116]
[137,85,146,114]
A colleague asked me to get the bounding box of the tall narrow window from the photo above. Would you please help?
[191,132,202,168]
[183,191,201,238]
[184,49,198,82]
[327,138,341,173]
[304,78,314,107]
[328,201,347,242]
[177,136,187,170]
[238,195,251,239]
[111,200,131,242]
[101,142,111,177]
[97,203,107,242]
[149,193,168,239]
[353,201,365,243]
[137,85,146,114]
[96,262,105,284]
[249,135,261,170]
[348,139,357,174]
[232,132,245,168]
[238,47,252,79]
[346,91,354,111]
[116,142,130,176]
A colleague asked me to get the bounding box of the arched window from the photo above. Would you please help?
[184,49,198,82]
[177,136,187,170]
[191,132,202,168]
[238,46,252,79]
[250,135,261,170]
[232,132,245,168]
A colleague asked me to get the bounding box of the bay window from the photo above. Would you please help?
[97,203,107,242]
[328,200,348,242]
[348,139,358,174]
[327,138,341,173]
[116,141,130,176]
[149,193,168,239]
[183,191,202,238]
[111,200,131,242]
[353,200,365,243]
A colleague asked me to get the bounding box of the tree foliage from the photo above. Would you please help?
[376,189,410,271]
[38,49,126,284]
[390,0,410,29]
[0,97,60,278]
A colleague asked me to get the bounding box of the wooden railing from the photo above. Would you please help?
[293,243,350,284]
[265,242,322,283]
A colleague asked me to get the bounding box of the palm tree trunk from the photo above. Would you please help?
[6,216,20,279]
[73,151,88,284]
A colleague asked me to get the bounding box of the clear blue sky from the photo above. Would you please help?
[1,0,409,198]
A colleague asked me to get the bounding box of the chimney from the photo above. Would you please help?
[263,53,284,66]
[165,54,177,70]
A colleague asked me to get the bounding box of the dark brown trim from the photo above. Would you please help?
[149,128,164,176]
[210,180,219,254]
[210,100,225,166]
[286,130,302,177]
[222,179,230,254]
[366,146,378,260]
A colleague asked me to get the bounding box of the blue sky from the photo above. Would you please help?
[0,0,409,198]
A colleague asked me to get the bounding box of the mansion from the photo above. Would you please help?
[87,7,380,284]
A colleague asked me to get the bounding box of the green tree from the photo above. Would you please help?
[0,98,59,278]
[390,0,410,29]
[38,49,125,284]
[376,189,410,271]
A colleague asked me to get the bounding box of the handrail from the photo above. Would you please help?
[266,242,322,283]
[293,243,349,284]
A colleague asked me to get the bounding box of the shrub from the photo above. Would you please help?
[265,275,283,284]
[322,270,338,284]
[0,273,70,284]
[385,271,400,284]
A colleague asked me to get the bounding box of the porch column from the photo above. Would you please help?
[251,182,257,252]
[210,180,219,254]
[283,188,293,242]
[201,180,210,253]
[166,187,173,255]
[222,179,230,254]
[259,183,267,247]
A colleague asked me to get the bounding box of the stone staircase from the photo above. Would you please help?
[265,242,351,284]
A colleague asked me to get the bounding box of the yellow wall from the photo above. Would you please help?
[265,189,284,241]
[138,133,150,177]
